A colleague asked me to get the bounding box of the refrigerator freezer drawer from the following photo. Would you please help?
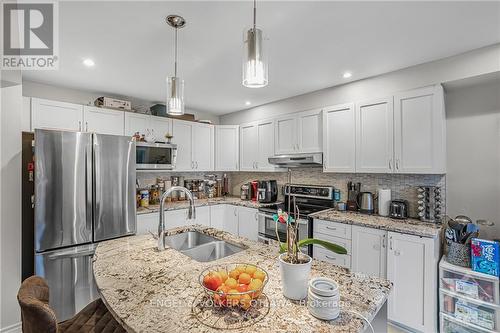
[35,244,99,322]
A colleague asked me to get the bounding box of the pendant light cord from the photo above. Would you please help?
[174,27,178,77]
[253,0,256,31]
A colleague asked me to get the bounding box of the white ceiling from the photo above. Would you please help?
[22,1,500,115]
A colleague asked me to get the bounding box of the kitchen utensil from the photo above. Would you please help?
[347,181,360,212]
[377,189,391,216]
[357,192,374,214]
[389,200,408,219]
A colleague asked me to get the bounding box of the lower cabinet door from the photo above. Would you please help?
[166,209,189,229]
[351,226,387,278]
[387,232,438,332]
[210,205,225,230]
[189,206,209,226]
[136,213,159,235]
[237,207,258,241]
[313,245,351,269]
[223,205,239,235]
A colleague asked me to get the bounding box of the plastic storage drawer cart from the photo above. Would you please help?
[440,258,500,333]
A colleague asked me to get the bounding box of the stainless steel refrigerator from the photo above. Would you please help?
[34,129,136,321]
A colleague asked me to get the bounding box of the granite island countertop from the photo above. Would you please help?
[93,225,391,333]
[310,209,442,238]
[137,196,278,215]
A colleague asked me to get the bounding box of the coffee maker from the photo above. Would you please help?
[347,181,361,211]
[258,180,278,203]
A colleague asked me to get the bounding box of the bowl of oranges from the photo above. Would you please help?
[199,263,268,309]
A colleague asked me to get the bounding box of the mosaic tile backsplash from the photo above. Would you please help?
[137,169,446,219]
[228,168,446,219]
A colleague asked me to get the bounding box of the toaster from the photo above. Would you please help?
[389,200,409,219]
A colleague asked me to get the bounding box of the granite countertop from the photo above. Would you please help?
[93,225,391,333]
[310,209,442,238]
[137,197,278,215]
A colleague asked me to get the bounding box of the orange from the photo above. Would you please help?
[238,272,252,285]
[236,284,249,293]
[225,277,238,289]
[245,265,257,275]
[253,270,266,282]
[217,270,228,282]
[228,269,240,280]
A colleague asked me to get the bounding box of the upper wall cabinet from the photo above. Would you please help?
[83,106,124,135]
[31,98,84,132]
[275,109,322,155]
[124,112,172,141]
[215,125,239,171]
[323,103,356,173]
[240,119,277,171]
[356,97,394,173]
[172,119,214,171]
[393,85,446,174]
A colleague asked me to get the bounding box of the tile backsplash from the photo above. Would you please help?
[228,168,446,219]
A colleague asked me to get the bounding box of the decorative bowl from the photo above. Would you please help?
[198,263,268,309]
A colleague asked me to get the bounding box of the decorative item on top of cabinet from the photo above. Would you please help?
[125,112,173,142]
[215,125,239,171]
[274,108,322,155]
[322,103,355,173]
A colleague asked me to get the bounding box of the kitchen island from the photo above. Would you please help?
[93,225,391,332]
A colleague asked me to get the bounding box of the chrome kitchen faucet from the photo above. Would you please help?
[158,186,196,250]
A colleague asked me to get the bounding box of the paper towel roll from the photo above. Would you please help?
[378,189,391,216]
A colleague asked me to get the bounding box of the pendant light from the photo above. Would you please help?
[242,0,268,88]
[166,15,186,115]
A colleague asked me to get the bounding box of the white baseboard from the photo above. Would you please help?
[0,322,21,333]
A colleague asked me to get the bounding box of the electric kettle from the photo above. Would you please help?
[357,192,375,214]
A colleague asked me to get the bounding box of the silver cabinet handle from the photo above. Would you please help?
[389,159,392,170]
[85,121,88,132]
[389,236,393,250]
[325,255,337,261]
[78,121,82,131]
[255,162,258,169]
[195,161,198,169]
[191,161,194,169]
[396,159,400,170]
[382,235,386,248]
[326,226,337,231]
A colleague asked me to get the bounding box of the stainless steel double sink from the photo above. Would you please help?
[163,231,244,262]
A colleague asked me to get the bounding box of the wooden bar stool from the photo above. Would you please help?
[17,276,126,333]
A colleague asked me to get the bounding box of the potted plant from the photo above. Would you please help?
[274,209,347,300]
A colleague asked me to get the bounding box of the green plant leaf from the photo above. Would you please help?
[279,242,287,254]
[298,238,348,254]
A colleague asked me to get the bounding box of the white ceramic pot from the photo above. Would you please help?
[278,252,312,300]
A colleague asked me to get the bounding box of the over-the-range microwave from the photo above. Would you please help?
[136,142,177,170]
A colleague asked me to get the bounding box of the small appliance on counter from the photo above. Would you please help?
[377,189,391,216]
[347,181,361,211]
[240,184,250,200]
[389,200,409,219]
[357,192,375,214]
[258,180,278,203]
[251,180,259,202]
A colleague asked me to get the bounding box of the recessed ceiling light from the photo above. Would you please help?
[343,71,352,79]
[83,58,95,67]
[245,101,251,106]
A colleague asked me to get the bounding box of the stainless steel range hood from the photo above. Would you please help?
[268,153,323,168]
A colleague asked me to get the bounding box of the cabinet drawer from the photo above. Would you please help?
[314,219,352,239]
[314,245,351,269]
[312,233,352,254]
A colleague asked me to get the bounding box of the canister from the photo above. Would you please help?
[139,190,150,207]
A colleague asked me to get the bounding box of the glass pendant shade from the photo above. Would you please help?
[166,76,184,115]
[242,28,268,88]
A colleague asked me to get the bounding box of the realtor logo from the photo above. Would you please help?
[1,1,59,69]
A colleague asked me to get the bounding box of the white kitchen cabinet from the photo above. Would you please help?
[210,204,226,230]
[136,212,158,235]
[387,232,438,333]
[187,206,209,227]
[172,119,214,171]
[166,208,189,229]
[223,205,239,235]
[192,123,214,171]
[237,207,258,241]
[322,103,356,173]
[83,106,124,135]
[394,85,446,174]
[274,109,322,155]
[239,119,276,171]
[31,98,83,131]
[275,115,297,155]
[313,219,352,269]
[149,116,172,142]
[22,96,31,132]
[124,112,150,136]
[239,123,258,171]
[355,97,394,173]
[351,226,387,278]
[256,120,275,171]
[215,125,239,171]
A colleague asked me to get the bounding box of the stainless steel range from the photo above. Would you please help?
[257,184,335,256]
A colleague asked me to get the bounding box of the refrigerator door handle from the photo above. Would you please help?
[85,141,93,234]
[47,250,95,260]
